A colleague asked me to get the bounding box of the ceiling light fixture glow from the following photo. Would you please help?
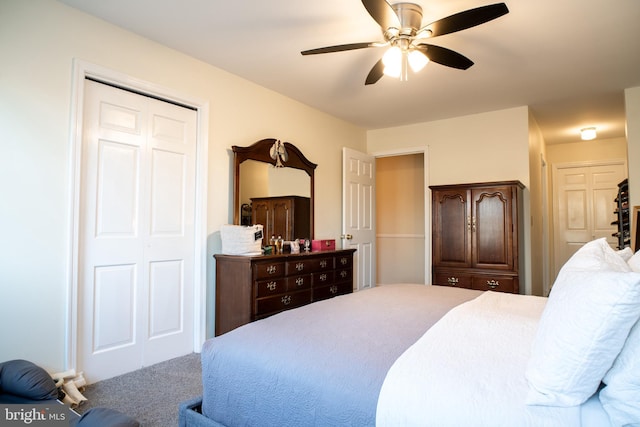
[382,46,429,80]
[580,127,597,141]
[408,50,429,72]
[382,46,402,78]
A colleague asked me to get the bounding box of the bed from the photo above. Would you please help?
[180,238,640,427]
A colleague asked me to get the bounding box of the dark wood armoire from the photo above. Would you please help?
[430,181,524,294]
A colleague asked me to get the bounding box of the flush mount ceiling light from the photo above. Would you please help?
[301,0,509,84]
[581,127,597,141]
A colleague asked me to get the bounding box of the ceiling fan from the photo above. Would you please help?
[301,0,509,85]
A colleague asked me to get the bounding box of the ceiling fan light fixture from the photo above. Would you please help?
[408,49,429,72]
[581,127,597,141]
[382,46,402,78]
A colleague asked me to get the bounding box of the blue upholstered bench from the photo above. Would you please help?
[0,359,139,427]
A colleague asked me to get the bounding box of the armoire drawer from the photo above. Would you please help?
[433,271,473,289]
[471,275,518,293]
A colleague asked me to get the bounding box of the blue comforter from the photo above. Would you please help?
[201,284,482,427]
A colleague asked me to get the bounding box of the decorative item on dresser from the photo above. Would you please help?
[430,180,524,294]
[214,249,356,335]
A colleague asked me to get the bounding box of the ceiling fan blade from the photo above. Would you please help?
[418,3,509,38]
[361,0,400,30]
[416,44,474,70]
[301,42,379,55]
[365,59,385,85]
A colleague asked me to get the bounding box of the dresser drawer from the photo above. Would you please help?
[313,281,352,301]
[433,270,473,289]
[255,289,311,318]
[254,261,285,279]
[286,256,335,275]
[335,254,352,269]
[312,271,335,286]
[286,274,312,291]
[255,277,287,298]
[471,275,518,293]
[335,268,352,283]
[306,256,335,271]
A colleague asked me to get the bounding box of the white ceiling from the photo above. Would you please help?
[58,0,640,144]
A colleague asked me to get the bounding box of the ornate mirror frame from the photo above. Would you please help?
[232,138,317,240]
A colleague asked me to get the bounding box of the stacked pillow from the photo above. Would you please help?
[525,239,640,426]
[599,248,640,426]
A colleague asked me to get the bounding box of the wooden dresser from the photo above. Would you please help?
[214,248,356,335]
[430,181,524,294]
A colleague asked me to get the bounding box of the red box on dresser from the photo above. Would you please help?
[311,239,336,251]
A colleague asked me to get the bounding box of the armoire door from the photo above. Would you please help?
[432,188,471,268]
[271,198,293,240]
[252,199,271,245]
[78,79,197,382]
[472,185,515,270]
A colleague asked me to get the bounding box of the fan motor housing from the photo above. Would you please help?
[391,2,423,34]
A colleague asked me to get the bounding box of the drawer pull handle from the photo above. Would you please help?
[330,285,338,294]
[319,273,327,282]
[487,280,500,289]
[447,277,459,286]
[340,258,348,265]
[281,295,292,305]
[266,281,277,291]
[296,277,304,287]
[296,262,304,271]
[267,265,277,274]
[320,260,328,268]
[340,271,348,278]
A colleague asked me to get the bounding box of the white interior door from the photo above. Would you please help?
[553,161,627,279]
[342,148,376,290]
[78,80,197,382]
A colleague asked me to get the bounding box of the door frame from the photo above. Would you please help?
[369,146,431,284]
[66,59,209,370]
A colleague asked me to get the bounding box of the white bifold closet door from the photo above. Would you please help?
[78,79,197,382]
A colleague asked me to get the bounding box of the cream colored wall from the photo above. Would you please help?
[625,86,640,250]
[376,154,425,284]
[367,107,533,293]
[0,0,366,372]
[367,107,531,186]
[545,137,628,164]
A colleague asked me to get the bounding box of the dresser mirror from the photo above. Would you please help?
[233,138,317,241]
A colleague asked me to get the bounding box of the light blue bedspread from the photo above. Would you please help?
[201,284,482,427]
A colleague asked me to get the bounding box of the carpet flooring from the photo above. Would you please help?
[75,353,202,426]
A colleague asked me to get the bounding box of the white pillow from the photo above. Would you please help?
[600,319,640,426]
[628,250,640,272]
[526,238,640,407]
[617,246,633,262]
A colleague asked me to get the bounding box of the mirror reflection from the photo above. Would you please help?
[232,139,317,247]
[238,161,310,226]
